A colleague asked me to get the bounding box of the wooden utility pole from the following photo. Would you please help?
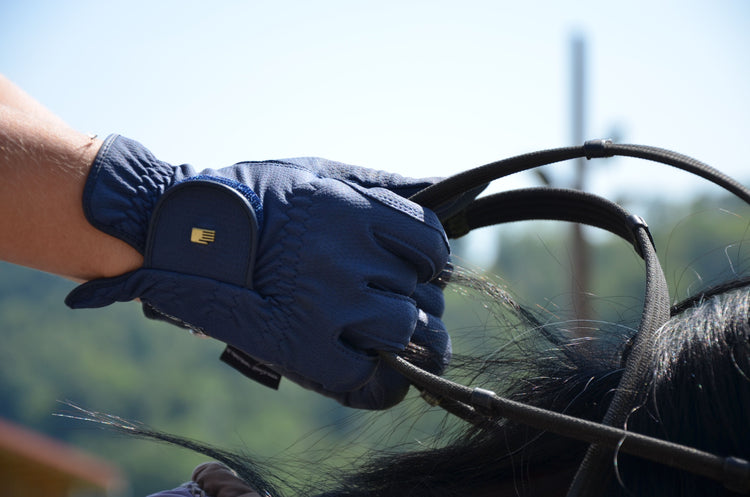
[570,35,592,326]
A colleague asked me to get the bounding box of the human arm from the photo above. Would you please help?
[0,75,142,280]
[63,135,450,408]
[192,462,262,497]
[0,74,451,409]
[146,462,262,497]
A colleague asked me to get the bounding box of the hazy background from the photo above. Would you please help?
[4,0,748,262]
[3,1,748,195]
[1,1,748,495]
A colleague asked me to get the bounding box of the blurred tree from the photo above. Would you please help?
[0,193,747,495]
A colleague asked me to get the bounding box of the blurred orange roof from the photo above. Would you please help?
[0,417,125,496]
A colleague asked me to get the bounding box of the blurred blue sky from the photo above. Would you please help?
[2,1,748,205]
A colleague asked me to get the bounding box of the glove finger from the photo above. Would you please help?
[358,246,418,297]
[361,189,449,282]
[343,312,452,407]
[410,310,451,376]
[338,289,418,352]
[340,359,412,409]
[433,260,454,289]
[339,312,450,409]
[306,179,448,283]
[278,358,411,410]
[411,282,445,317]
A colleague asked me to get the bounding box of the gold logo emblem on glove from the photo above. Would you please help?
[190,228,216,245]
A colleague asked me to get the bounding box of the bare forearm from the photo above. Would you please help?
[0,74,70,128]
[0,91,143,280]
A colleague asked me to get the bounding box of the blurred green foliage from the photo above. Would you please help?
[0,194,747,496]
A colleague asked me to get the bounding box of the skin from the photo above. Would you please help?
[0,74,143,280]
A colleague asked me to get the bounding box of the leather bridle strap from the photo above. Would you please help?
[416,140,750,240]
[394,139,750,495]
[379,352,750,494]
[418,186,673,494]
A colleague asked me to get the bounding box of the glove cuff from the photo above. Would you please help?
[82,134,194,253]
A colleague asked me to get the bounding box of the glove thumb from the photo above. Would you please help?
[65,271,142,309]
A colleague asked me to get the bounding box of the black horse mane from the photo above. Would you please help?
[72,270,750,497]
[317,276,750,497]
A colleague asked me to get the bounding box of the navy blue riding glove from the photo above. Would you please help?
[65,135,450,409]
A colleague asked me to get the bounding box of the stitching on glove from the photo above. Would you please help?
[354,184,425,220]
[259,185,315,367]
[271,186,312,311]
[234,159,314,177]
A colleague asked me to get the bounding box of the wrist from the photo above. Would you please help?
[83,134,193,254]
